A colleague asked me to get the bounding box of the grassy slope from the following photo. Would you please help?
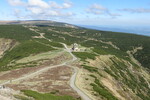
[36,25,150,100]
[85,57,150,100]
[1,25,149,69]
[0,25,37,42]
[57,27,149,68]
[0,25,57,71]
[33,38,64,48]
[72,52,97,61]
[0,40,55,71]
[90,75,118,100]
[0,24,149,100]
[39,26,150,69]
[99,31,150,69]
[22,90,77,100]
[0,25,77,99]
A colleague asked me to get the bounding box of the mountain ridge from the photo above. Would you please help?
[0,21,149,100]
[0,20,78,28]
[79,25,150,37]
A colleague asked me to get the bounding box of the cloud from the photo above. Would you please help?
[12,9,27,19]
[49,1,72,9]
[108,13,121,17]
[27,7,43,14]
[7,0,26,6]
[119,8,150,13]
[28,0,49,8]
[13,9,21,17]
[26,0,73,16]
[49,1,62,9]
[63,2,72,8]
[86,4,120,17]
[86,4,108,15]
[7,0,74,19]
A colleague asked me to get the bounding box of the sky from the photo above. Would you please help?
[1,0,150,26]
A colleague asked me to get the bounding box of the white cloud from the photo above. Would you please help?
[7,0,74,19]
[63,2,72,8]
[47,10,60,16]
[28,0,49,8]
[119,8,150,13]
[65,12,74,16]
[109,13,121,17]
[7,0,26,6]
[49,1,62,9]
[86,4,108,15]
[27,7,43,14]
[13,9,21,17]
[49,1,72,9]
[91,4,107,11]
[86,4,120,17]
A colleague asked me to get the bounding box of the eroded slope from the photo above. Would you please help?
[0,24,150,100]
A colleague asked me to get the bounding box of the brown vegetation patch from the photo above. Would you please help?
[0,38,17,58]
[0,53,70,80]
[6,66,79,98]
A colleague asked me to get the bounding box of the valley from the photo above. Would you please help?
[0,21,149,100]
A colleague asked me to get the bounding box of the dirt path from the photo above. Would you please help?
[0,27,92,100]
[0,64,65,85]
[28,26,92,100]
[62,43,92,100]
[0,95,12,100]
[0,43,91,100]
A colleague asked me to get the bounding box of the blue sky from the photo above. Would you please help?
[1,0,150,26]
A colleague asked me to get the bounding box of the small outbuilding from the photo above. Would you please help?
[0,85,5,89]
[72,43,80,51]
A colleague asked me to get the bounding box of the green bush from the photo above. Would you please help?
[0,25,37,42]
[90,75,118,100]
[82,65,98,73]
[104,67,118,80]
[73,52,97,61]
[34,38,64,48]
[22,90,77,100]
[0,40,55,70]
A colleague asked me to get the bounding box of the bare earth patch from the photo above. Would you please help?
[0,52,71,81]
[0,38,17,58]
[101,76,126,100]
[76,67,97,100]
[6,66,79,98]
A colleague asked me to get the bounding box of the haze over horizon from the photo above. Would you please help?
[0,0,150,36]
[0,1,150,100]
[0,0,150,26]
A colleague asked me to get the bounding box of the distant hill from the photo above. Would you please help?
[80,25,150,36]
[0,21,150,100]
[0,20,78,28]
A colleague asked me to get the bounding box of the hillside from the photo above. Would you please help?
[0,20,78,28]
[0,21,149,100]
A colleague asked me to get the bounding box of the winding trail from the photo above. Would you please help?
[30,27,91,99]
[0,43,91,100]
[0,26,92,100]
[62,43,92,100]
